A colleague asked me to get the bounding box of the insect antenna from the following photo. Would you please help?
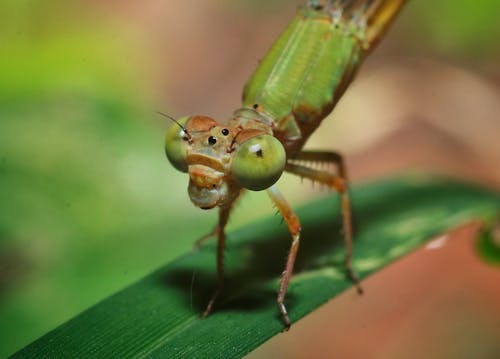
[157,111,193,142]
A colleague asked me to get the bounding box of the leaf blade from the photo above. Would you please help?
[12,176,500,359]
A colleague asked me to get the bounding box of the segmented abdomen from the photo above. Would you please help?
[242,6,363,155]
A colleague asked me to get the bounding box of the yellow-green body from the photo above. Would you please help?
[241,6,363,156]
[164,0,406,328]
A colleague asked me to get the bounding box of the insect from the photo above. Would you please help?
[164,0,405,329]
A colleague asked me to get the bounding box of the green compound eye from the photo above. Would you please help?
[165,116,190,173]
[232,134,286,191]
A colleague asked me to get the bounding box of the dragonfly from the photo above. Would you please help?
[164,0,406,329]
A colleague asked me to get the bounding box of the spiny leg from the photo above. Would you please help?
[267,185,302,330]
[201,194,240,318]
[286,150,363,294]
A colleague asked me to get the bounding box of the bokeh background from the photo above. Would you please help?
[1,0,499,357]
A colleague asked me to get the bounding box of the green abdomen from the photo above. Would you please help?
[241,7,363,154]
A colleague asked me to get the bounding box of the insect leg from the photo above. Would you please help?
[201,194,240,318]
[286,151,363,294]
[194,192,244,249]
[193,226,217,250]
[267,185,302,330]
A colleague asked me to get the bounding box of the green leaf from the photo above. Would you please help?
[476,223,500,265]
[11,176,500,358]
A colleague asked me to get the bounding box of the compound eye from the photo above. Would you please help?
[164,116,190,172]
[231,134,286,191]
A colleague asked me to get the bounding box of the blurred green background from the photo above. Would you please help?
[1,0,499,357]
